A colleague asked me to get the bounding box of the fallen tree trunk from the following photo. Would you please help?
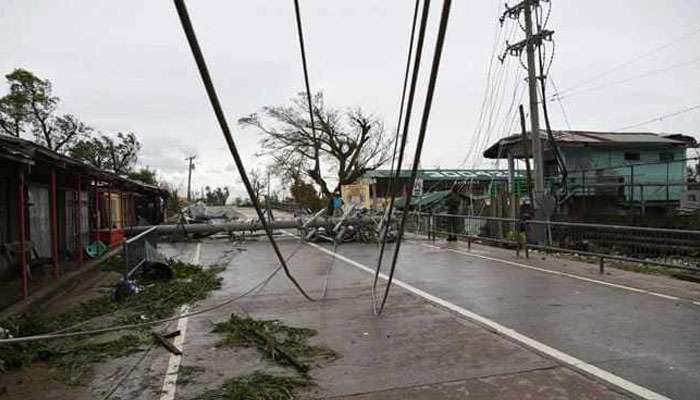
[126,217,375,235]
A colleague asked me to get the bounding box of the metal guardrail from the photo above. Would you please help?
[404,211,700,273]
[122,226,159,279]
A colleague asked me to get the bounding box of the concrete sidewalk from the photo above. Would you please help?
[139,237,634,400]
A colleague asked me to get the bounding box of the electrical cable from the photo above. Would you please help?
[616,104,700,131]
[548,76,572,130]
[553,25,700,98]
[0,255,288,344]
[291,0,346,301]
[376,0,452,315]
[172,0,316,302]
[461,4,508,167]
[371,0,432,315]
[386,0,421,190]
[552,56,700,102]
[535,4,566,181]
[2,225,307,343]
[100,343,155,400]
[375,0,421,257]
[292,0,322,180]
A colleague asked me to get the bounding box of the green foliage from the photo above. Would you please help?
[0,258,222,379]
[204,186,230,206]
[128,167,158,185]
[0,68,91,152]
[290,177,325,211]
[214,314,337,373]
[194,371,312,400]
[69,132,141,175]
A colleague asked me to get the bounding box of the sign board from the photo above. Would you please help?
[412,178,424,197]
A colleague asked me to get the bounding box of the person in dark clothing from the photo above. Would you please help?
[445,191,463,242]
[518,199,534,242]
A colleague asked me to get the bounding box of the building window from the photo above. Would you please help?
[624,152,640,161]
[689,194,697,202]
[659,152,674,162]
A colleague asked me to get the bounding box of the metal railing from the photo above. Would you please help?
[122,226,159,279]
[405,211,700,273]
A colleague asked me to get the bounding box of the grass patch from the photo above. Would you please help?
[0,258,222,380]
[214,314,338,373]
[549,250,700,280]
[193,371,312,400]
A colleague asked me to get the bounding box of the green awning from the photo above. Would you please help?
[394,190,452,209]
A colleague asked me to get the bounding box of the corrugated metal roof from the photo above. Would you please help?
[364,169,525,181]
[550,130,685,144]
[0,135,165,194]
[483,130,694,159]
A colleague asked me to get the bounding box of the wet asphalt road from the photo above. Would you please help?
[159,237,634,399]
[325,239,700,400]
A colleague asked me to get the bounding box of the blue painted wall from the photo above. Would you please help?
[562,147,687,202]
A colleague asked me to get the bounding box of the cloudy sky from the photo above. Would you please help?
[2,0,699,198]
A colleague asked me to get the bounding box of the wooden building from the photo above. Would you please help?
[0,135,167,301]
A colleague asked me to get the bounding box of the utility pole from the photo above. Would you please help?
[185,155,196,202]
[500,0,554,209]
[522,2,544,203]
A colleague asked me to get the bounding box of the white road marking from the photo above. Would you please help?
[302,240,672,400]
[423,244,686,303]
[191,242,201,266]
[159,242,201,400]
[693,301,700,307]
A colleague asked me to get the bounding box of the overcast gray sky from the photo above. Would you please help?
[2,0,699,198]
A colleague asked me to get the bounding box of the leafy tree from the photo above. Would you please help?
[290,177,325,211]
[128,167,158,185]
[69,132,141,174]
[0,69,90,152]
[204,186,230,206]
[239,92,391,197]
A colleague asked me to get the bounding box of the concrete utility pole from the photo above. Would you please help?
[522,1,545,204]
[500,0,554,209]
[185,155,196,202]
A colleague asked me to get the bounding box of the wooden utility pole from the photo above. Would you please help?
[185,155,196,202]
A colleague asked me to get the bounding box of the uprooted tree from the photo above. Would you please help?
[0,68,91,152]
[238,92,392,198]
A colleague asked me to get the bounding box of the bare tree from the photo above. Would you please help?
[239,92,392,197]
[248,168,267,202]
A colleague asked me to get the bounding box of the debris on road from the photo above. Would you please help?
[214,314,338,374]
[152,330,182,355]
[0,256,223,384]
